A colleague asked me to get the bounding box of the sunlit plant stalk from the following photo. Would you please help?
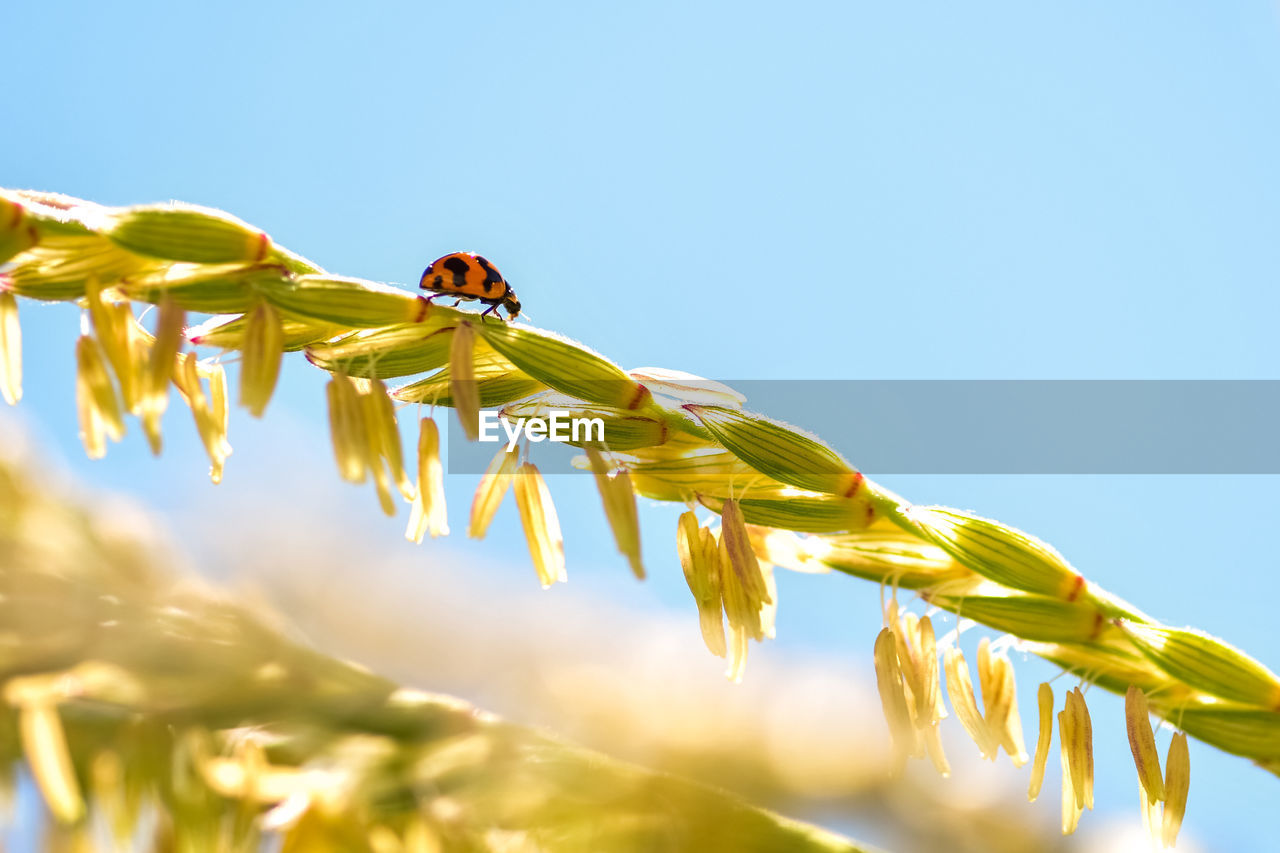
[3,188,1274,845]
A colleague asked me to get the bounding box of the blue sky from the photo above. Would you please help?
[5,2,1280,849]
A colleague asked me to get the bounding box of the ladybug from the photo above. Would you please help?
[418,252,521,320]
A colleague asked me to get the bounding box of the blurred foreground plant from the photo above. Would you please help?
[0,440,867,851]
[2,188,1275,844]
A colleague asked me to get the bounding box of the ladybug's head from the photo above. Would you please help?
[501,289,521,321]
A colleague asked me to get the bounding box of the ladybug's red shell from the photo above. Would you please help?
[418,252,520,319]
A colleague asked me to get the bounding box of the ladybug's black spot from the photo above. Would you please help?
[442,256,471,292]
[473,255,505,298]
[431,275,444,289]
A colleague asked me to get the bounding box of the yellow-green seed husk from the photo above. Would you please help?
[258,275,424,328]
[909,506,1082,599]
[685,405,867,500]
[0,195,38,263]
[116,262,289,314]
[103,203,270,264]
[1120,621,1280,708]
[812,527,974,590]
[926,593,1101,644]
[5,232,155,301]
[306,324,456,379]
[698,494,876,534]
[391,341,542,409]
[477,320,650,411]
[188,311,344,352]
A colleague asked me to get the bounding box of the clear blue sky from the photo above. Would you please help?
[5,2,1280,849]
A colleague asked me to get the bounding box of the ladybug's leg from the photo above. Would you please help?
[451,297,463,307]
[480,302,500,320]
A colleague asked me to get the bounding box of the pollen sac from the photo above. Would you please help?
[16,700,85,824]
[356,378,402,516]
[944,646,999,760]
[239,301,284,417]
[449,321,481,442]
[1058,686,1095,829]
[889,612,929,726]
[1162,732,1190,848]
[468,446,518,539]
[407,418,449,542]
[873,627,919,775]
[718,499,773,652]
[325,374,411,515]
[84,276,139,412]
[326,373,369,484]
[205,363,231,473]
[901,614,952,773]
[1028,682,1054,802]
[172,354,231,483]
[0,290,22,405]
[585,447,645,579]
[513,462,566,588]
[75,335,125,458]
[369,377,414,501]
[677,511,726,659]
[976,639,1029,767]
[1125,685,1166,805]
[140,297,186,454]
[1059,734,1082,835]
